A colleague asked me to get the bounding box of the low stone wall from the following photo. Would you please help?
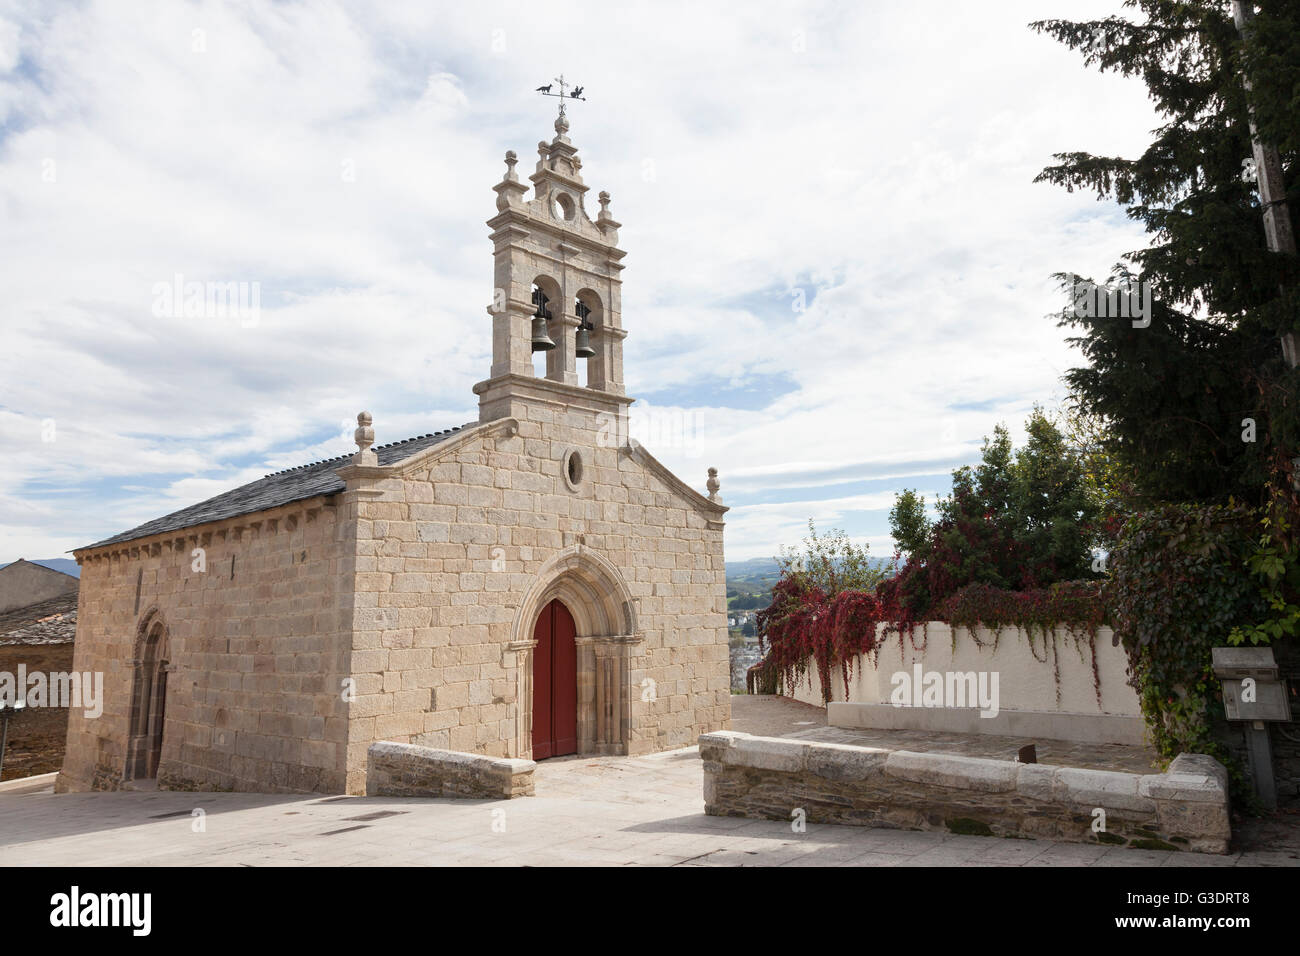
[700,731,1230,854]
[366,741,535,799]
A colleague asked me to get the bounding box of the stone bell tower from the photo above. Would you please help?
[474,112,633,432]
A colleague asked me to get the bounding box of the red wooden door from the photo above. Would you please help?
[532,599,577,759]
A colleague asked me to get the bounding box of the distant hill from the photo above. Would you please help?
[726,555,891,578]
[0,558,80,579]
[725,556,780,578]
[726,551,895,616]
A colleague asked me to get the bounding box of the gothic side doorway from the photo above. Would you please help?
[126,611,170,781]
[532,598,577,759]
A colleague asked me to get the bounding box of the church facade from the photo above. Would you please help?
[57,115,731,795]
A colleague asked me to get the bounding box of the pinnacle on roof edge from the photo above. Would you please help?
[263,426,464,477]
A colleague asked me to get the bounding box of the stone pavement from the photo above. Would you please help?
[0,697,1295,866]
[729,692,828,736]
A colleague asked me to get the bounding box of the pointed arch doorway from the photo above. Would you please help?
[510,545,643,759]
[126,611,170,781]
[532,598,577,759]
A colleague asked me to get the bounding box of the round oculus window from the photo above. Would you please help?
[563,449,584,490]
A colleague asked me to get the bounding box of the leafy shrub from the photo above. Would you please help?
[1106,504,1267,765]
[888,409,1102,617]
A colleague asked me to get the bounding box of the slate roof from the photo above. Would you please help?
[81,425,472,552]
[0,592,78,645]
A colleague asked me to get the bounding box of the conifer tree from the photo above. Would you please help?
[1032,1,1299,506]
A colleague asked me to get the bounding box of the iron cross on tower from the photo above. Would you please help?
[535,75,587,119]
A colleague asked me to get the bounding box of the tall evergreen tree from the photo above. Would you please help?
[1032,1,1300,507]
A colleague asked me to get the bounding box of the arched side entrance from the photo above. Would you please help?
[532,599,577,759]
[126,608,171,781]
[509,546,642,759]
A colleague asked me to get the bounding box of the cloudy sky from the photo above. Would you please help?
[0,0,1158,564]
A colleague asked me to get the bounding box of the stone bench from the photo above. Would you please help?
[366,741,535,799]
[699,731,1230,853]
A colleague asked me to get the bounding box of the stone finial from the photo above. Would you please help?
[354,411,377,465]
[596,190,621,239]
[706,467,721,503]
[555,112,569,136]
[494,149,529,211]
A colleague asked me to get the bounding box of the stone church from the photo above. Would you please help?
[57,113,732,795]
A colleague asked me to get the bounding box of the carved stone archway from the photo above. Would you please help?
[508,546,641,758]
[125,607,172,781]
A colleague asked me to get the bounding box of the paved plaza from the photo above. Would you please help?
[1,698,1296,867]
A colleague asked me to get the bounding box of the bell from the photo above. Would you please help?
[530,289,555,352]
[574,300,595,358]
[531,315,556,352]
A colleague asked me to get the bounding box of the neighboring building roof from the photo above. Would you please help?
[81,427,469,552]
[0,558,79,582]
[0,592,78,645]
[0,559,80,615]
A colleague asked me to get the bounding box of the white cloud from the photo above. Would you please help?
[0,16,19,74]
[0,0,1156,563]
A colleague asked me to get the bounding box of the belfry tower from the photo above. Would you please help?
[474,112,632,435]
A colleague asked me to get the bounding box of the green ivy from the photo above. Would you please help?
[1106,503,1268,782]
[1228,485,1300,647]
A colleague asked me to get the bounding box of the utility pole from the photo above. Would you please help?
[1231,1,1298,370]
[1228,5,1298,796]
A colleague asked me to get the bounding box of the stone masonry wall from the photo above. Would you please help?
[343,400,731,792]
[366,740,534,798]
[57,498,353,793]
[700,731,1231,854]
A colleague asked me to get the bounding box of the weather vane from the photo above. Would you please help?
[535,74,587,121]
